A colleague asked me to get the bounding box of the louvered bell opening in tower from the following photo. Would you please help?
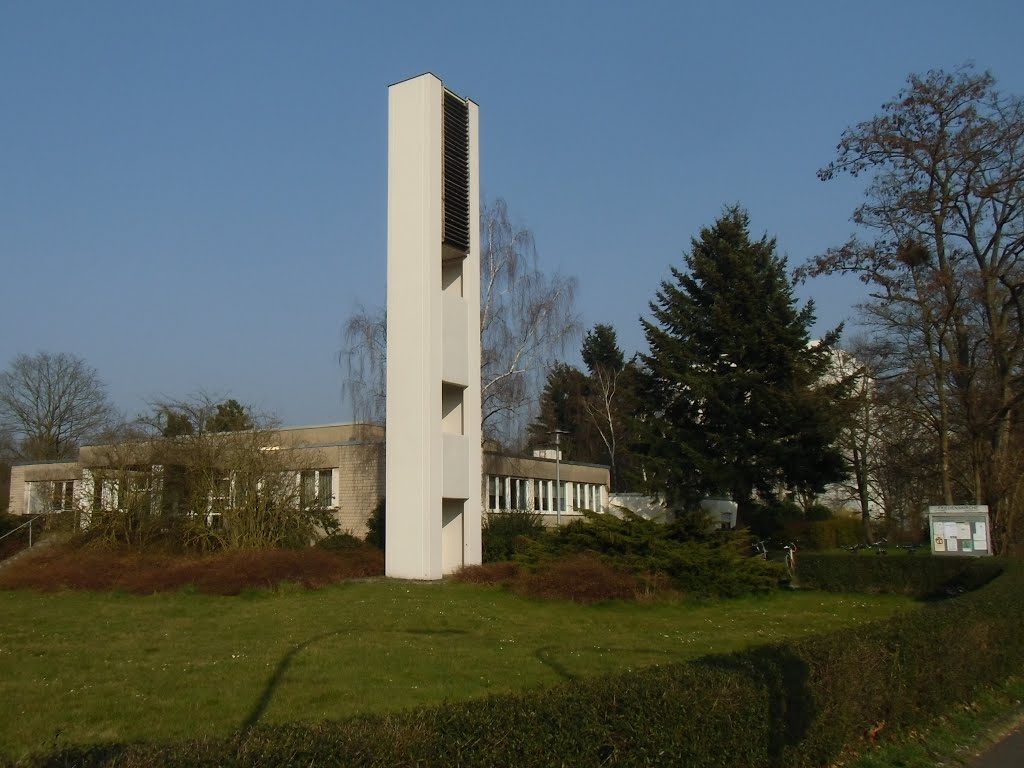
[442,91,470,261]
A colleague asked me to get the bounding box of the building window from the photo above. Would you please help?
[300,470,334,508]
[509,477,527,510]
[50,481,75,512]
[486,476,529,511]
[487,475,504,510]
[533,479,564,513]
[533,479,547,511]
[207,475,231,529]
[92,471,153,513]
[210,476,231,508]
[92,477,114,511]
[572,483,602,512]
[26,481,74,518]
[27,481,74,515]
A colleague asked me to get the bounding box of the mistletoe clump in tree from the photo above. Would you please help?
[638,207,847,524]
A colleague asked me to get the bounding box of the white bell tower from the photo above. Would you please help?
[385,73,482,579]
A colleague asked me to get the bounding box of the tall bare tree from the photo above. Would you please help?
[801,66,1024,552]
[342,197,580,448]
[580,324,637,491]
[821,343,880,540]
[528,324,641,491]
[341,305,388,425]
[0,351,117,460]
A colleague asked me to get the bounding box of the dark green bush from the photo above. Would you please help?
[31,561,1024,768]
[482,509,545,562]
[796,552,1005,597]
[0,512,47,561]
[363,498,385,551]
[0,512,20,537]
[516,512,784,598]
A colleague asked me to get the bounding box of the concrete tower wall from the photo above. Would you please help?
[385,74,481,579]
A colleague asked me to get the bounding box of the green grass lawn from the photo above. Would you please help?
[0,580,915,761]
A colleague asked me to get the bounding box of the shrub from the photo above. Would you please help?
[0,512,29,560]
[796,552,1004,597]
[518,512,784,598]
[0,545,383,594]
[364,498,385,550]
[454,561,521,585]
[317,532,365,552]
[514,553,640,603]
[482,509,545,562]
[0,512,20,537]
[83,423,342,553]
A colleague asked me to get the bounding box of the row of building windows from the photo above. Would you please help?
[25,470,337,517]
[486,475,604,514]
[28,472,606,519]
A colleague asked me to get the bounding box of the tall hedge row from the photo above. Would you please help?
[29,559,1023,768]
[796,551,1005,597]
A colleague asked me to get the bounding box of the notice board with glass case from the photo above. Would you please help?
[928,505,991,556]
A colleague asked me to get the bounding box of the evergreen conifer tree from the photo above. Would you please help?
[637,207,846,523]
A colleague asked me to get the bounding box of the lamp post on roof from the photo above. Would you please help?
[548,429,569,526]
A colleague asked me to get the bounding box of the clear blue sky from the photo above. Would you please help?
[3,1,1023,426]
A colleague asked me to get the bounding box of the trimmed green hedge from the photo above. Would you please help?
[27,560,1023,768]
[796,552,1005,597]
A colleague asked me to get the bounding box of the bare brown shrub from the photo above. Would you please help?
[514,553,640,603]
[0,544,383,594]
[453,561,520,585]
[633,571,681,602]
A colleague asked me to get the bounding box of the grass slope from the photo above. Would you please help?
[0,580,913,761]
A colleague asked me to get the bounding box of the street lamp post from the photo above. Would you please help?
[548,429,568,526]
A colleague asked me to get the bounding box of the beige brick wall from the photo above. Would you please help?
[335,443,384,536]
[8,466,26,516]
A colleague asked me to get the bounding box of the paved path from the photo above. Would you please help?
[970,720,1024,767]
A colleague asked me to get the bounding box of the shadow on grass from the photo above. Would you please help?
[241,626,471,732]
[241,630,343,732]
[536,645,577,681]
[695,645,815,764]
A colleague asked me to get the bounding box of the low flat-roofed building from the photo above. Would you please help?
[8,423,609,536]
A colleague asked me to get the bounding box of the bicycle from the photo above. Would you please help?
[783,541,798,578]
